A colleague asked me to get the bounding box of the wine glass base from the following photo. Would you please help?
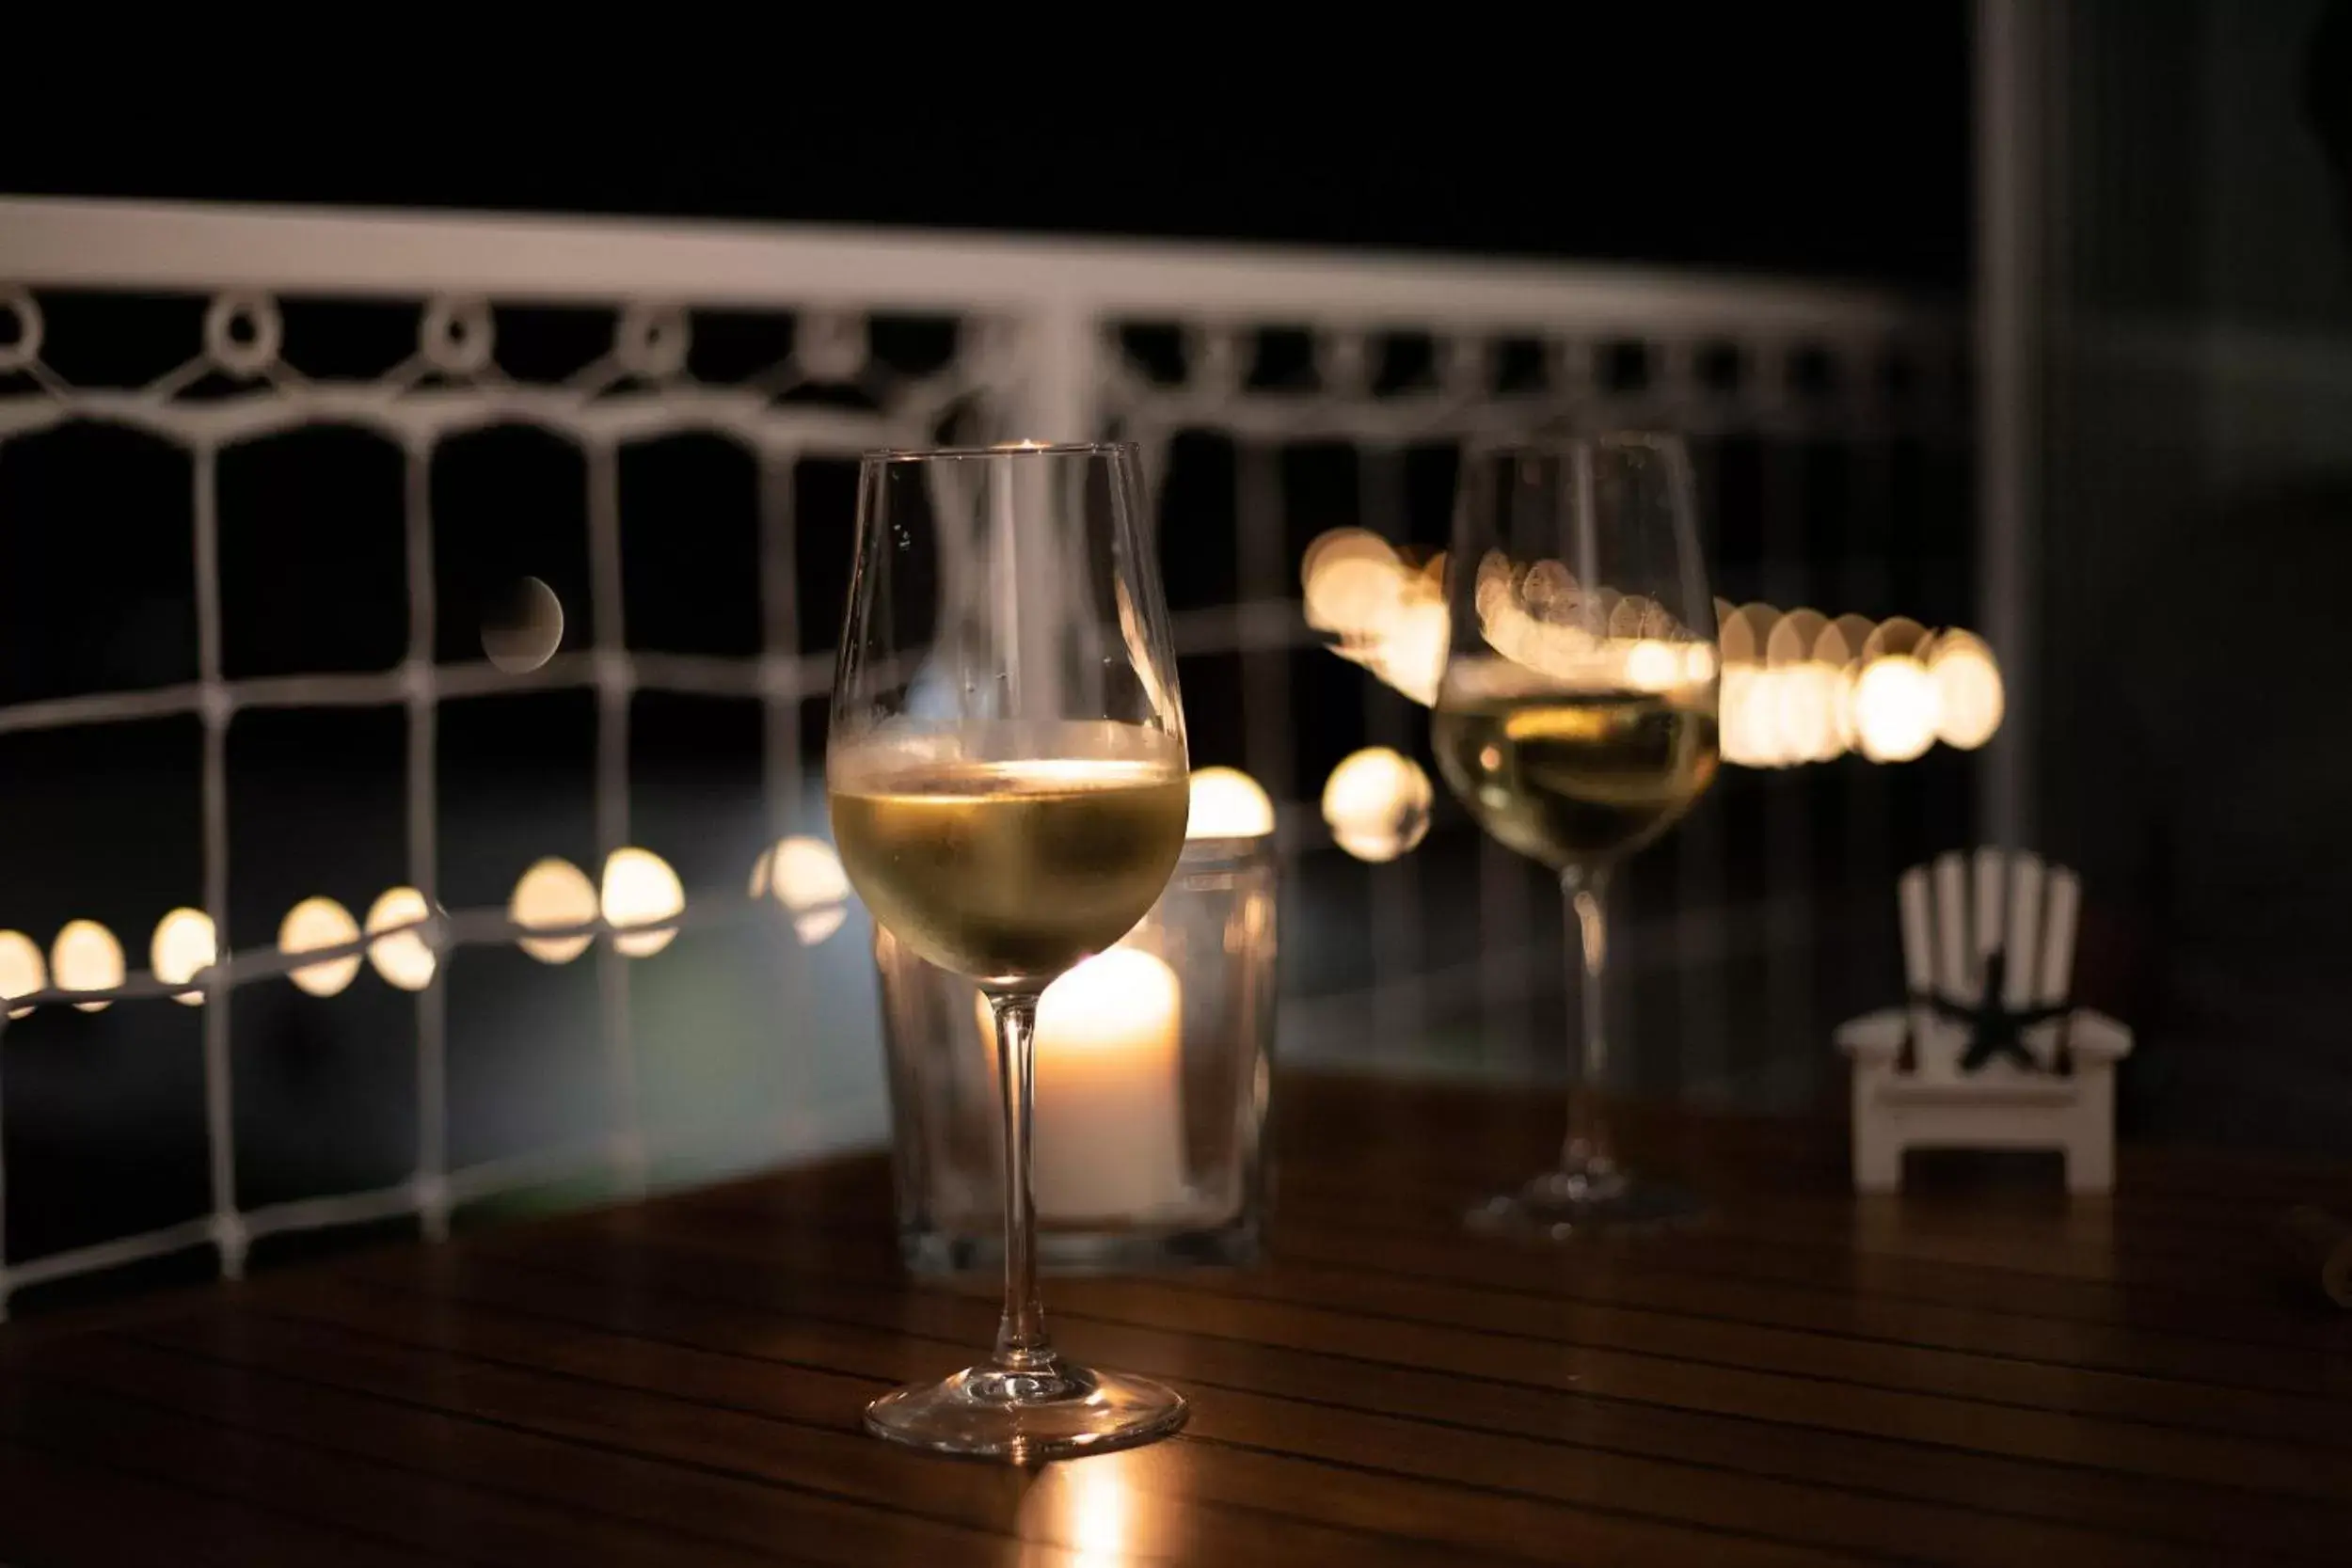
[865,1361,1187,1463]
[1468,1165,1705,1241]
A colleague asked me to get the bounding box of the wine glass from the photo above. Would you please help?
[1433,436,1720,1237]
[828,441,1190,1460]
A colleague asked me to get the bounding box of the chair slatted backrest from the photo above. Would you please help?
[1895,849,2080,1077]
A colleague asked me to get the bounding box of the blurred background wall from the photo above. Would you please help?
[2037,0,2352,1150]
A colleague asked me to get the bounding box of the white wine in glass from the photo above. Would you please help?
[832,731,1188,989]
[1432,685,1718,870]
[828,443,1191,1460]
[1435,437,1721,1237]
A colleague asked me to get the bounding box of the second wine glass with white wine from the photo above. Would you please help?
[829,442,1190,1459]
[1434,436,1721,1237]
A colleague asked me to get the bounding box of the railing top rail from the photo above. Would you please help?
[0,197,1950,340]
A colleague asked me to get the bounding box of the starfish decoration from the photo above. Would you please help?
[1923,949,2071,1073]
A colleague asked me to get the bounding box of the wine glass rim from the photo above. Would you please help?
[862,439,1137,463]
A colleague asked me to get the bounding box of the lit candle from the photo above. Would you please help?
[984,948,1187,1220]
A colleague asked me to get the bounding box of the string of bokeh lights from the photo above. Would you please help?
[1297,525,2005,769]
[0,769,1321,1022]
[0,520,2002,1019]
[0,835,858,1021]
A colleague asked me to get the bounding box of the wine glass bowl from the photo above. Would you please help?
[830,724,1188,990]
[1436,437,1720,1237]
[828,441,1190,1460]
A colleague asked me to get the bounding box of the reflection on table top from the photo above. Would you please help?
[2,1071,2348,1566]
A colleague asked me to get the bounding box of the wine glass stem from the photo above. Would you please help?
[986,990,1056,1376]
[1561,867,1615,1176]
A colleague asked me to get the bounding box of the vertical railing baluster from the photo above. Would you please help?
[1680,433,1733,1100]
[193,440,246,1278]
[1233,439,1295,816]
[405,438,451,1240]
[1759,358,1816,1096]
[585,437,644,1196]
[1357,441,1424,1065]
[758,440,817,1148]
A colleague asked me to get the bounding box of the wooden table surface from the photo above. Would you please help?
[4,1072,2350,1566]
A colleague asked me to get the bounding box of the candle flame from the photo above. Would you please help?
[1038,948,1181,1050]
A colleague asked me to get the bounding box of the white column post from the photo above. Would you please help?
[1977,0,2049,847]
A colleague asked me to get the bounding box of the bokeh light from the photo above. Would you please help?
[1479,552,1522,619]
[364,886,438,990]
[279,896,363,998]
[1774,661,1848,763]
[1519,560,1578,619]
[1624,640,1683,693]
[602,847,684,958]
[1852,656,1940,762]
[1321,747,1434,863]
[1187,767,1276,839]
[1707,620,1996,768]
[151,907,216,1006]
[1717,667,1780,768]
[1304,537,1988,772]
[483,576,564,673]
[0,930,45,1020]
[1765,608,1828,667]
[1930,632,2005,750]
[1300,527,1395,589]
[1831,658,1863,753]
[1303,528,1455,707]
[1861,615,1931,661]
[1363,595,1448,705]
[52,919,124,1012]
[760,835,851,945]
[1717,602,1776,666]
[1609,592,1673,641]
[1302,529,1407,642]
[1818,612,1876,666]
[511,857,598,964]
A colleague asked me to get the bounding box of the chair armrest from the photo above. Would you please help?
[1836,1008,1909,1063]
[2066,1008,2134,1062]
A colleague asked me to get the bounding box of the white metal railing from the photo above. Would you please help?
[0,197,1962,1312]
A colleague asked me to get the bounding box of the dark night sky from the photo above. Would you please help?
[13,9,1969,290]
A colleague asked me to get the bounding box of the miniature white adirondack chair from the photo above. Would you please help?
[1836,849,2134,1194]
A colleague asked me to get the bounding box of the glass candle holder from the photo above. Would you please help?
[876,834,1277,1274]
